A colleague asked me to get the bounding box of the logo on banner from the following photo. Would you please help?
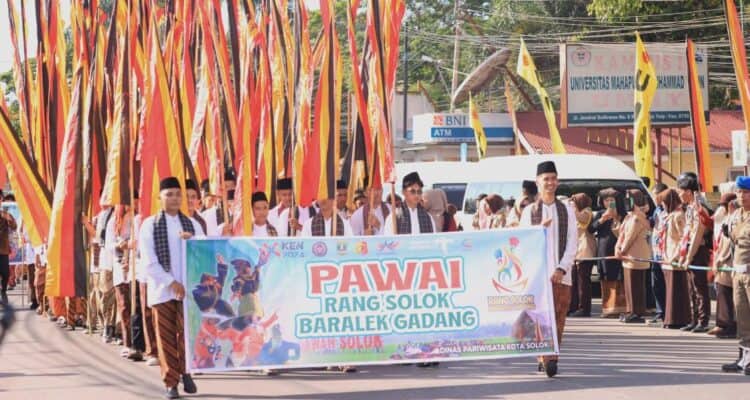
[487,237,535,312]
[570,46,591,67]
[312,242,328,257]
[376,240,399,254]
[337,241,348,255]
[354,241,368,255]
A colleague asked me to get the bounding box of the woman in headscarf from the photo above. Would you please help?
[660,188,691,329]
[569,193,596,317]
[484,194,506,229]
[615,190,652,323]
[589,188,625,318]
[711,193,738,338]
[423,189,456,233]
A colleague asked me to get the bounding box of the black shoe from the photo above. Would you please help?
[680,324,696,332]
[624,315,645,324]
[717,331,737,339]
[722,348,744,373]
[571,310,590,317]
[745,365,750,376]
[181,374,197,394]
[29,302,39,310]
[691,325,709,333]
[545,360,558,378]
[165,386,180,399]
[537,362,544,372]
[648,315,663,323]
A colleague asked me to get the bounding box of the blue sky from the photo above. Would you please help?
[0,0,321,76]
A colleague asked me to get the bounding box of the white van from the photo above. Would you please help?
[392,161,477,211]
[460,154,654,230]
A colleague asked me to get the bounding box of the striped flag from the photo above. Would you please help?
[469,93,487,159]
[516,38,566,154]
[140,19,189,216]
[311,0,343,201]
[0,109,52,248]
[725,0,750,140]
[686,39,713,191]
[46,68,87,298]
[633,32,656,188]
[100,28,133,207]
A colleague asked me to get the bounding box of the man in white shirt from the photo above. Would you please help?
[97,205,117,342]
[269,177,317,237]
[301,197,353,238]
[383,172,436,368]
[139,177,204,399]
[251,192,278,237]
[520,161,577,378]
[350,182,390,236]
[384,172,435,236]
[336,180,350,220]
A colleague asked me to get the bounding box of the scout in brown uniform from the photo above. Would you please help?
[723,176,750,375]
[712,193,738,339]
[676,173,712,333]
[615,190,652,323]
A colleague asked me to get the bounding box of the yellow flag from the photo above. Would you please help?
[469,93,487,159]
[516,38,566,154]
[633,33,656,187]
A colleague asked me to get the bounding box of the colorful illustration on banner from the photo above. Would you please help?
[491,237,528,294]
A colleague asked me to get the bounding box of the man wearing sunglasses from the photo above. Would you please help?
[384,172,435,236]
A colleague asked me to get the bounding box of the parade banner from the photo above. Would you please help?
[561,42,709,127]
[183,228,558,373]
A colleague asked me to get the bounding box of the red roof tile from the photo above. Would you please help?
[516,110,743,154]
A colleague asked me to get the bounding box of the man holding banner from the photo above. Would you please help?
[139,177,205,399]
[384,172,436,236]
[520,161,577,378]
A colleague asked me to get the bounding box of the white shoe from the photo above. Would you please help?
[146,356,160,366]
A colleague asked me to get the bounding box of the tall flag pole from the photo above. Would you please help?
[633,32,657,188]
[516,37,566,154]
[686,39,713,191]
[725,0,750,142]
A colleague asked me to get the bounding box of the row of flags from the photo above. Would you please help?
[0,0,405,297]
[471,0,750,193]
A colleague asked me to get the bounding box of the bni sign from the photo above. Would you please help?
[411,113,514,144]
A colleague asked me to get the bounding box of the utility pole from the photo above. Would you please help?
[450,0,461,112]
[402,24,409,139]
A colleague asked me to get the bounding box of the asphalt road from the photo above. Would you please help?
[1,288,748,400]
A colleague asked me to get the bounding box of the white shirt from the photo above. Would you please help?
[383,207,436,235]
[268,205,317,237]
[252,223,270,238]
[520,201,578,286]
[139,213,204,307]
[99,210,117,271]
[301,216,353,237]
[350,203,391,236]
[111,216,132,286]
[200,206,222,237]
[131,214,148,282]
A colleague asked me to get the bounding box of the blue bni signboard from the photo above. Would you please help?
[411,113,514,144]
